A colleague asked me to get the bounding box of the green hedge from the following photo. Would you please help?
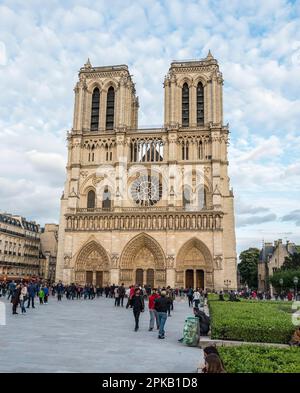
[208,299,295,343]
[218,345,300,373]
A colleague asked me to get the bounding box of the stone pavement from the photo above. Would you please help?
[0,296,203,373]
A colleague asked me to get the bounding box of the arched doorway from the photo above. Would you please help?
[120,233,166,287]
[176,238,213,290]
[75,241,110,286]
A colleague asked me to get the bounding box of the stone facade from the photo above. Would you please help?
[39,224,59,282]
[0,213,40,280]
[258,239,300,291]
[56,53,237,290]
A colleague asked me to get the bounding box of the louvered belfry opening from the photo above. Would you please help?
[106,86,115,130]
[182,82,189,127]
[197,82,204,125]
[90,88,100,131]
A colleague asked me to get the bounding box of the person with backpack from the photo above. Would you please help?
[154,290,170,339]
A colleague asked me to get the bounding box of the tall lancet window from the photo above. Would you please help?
[90,88,100,131]
[182,83,189,127]
[106,86,115,130]
[197,82,204,125]
[87,190,96,209]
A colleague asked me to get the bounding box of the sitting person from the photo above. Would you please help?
[202,353,226,373]
[289,327,300,346]
[197,345,226,373]
[219,291,225,301]
[193,307,210,335]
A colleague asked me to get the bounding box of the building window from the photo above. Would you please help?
[106,86,115,130]
[88,145,95,162]
[182,83,189,127]
[198,141,203,159]
[87,190,96,209]
[197,82,204,125]
[182,141,189,160]
[102,187,111,209]
[183,187,191,209]
[90,88,100,131]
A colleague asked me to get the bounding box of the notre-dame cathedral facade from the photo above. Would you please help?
[56,51,237,290]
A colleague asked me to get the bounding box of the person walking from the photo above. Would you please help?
[11,284,21,315]
[148,289,160,331]
[43,285,49,304]
[154,290,170,339]
[38,287,45,304]
[193,288,201,308]
[20,283,28,314]
[56,281,64,301]
[118,283,126,307]
[114,286,120,306]
[130,288,145,331]
[187,287,194,307]
[27,281,36,308]
[7,280,16,300]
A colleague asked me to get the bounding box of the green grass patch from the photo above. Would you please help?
[218,345,300,373]
[208,299,295,343]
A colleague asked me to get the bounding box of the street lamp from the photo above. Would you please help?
[224,279,231,292]
[279,278,283,298]
[293,276,298,300]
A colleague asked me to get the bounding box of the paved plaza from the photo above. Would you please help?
[0,296,203,373]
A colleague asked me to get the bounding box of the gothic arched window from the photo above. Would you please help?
[197,82,204,125]
[102,187,111,210]
[90,88,100,131]
[106,86,115,130]
[183,186,191,209]
[182,83,189,127]
[87,190,96,209]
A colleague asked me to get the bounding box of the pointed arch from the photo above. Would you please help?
[75,240,110,272]
[120,233,165,269]
[176,237,213,270]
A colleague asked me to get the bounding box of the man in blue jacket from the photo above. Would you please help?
[27,281,36,308]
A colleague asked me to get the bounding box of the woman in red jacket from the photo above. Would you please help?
[148,289,160,331]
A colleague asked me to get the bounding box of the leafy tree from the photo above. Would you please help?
[269,269,300,291]
[281,252,300,271]
[238,248,260,289]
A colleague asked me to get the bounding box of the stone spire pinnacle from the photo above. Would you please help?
[206,50,214,60]
[84,58,92,69]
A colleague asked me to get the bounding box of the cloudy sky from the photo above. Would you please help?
[0,0,300,253]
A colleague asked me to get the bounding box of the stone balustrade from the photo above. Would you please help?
[65,211,223,231]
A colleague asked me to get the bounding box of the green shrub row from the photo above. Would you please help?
[208,300,295,343]
[218,345,300,373]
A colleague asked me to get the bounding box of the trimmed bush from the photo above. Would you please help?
[218,345,300,373]
[208,299,295,343]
